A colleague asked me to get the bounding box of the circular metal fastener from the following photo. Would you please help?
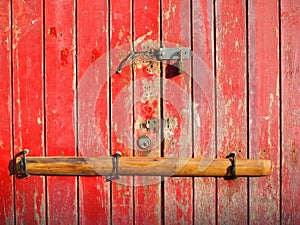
[137,135,152,150]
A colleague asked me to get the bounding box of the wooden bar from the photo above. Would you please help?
[17,156,271,177]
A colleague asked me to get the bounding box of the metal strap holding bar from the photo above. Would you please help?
[225,152,237,180]
[106,152,122,182]
[15,149,30,178]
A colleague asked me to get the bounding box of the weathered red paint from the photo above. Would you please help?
[12,0,46,224]
[193,0,216,224]
[0,1,14,224]
[133,1,161,224]
[162,0,193,224]
[60,48,69,64]
[110,0,134,224]
[248,0,280,224]
[0,1,300,224]
[281,0,300,224]
[45,0,77,223]
[216,0,248,224]
[49,27,57,39]
[77,1,111,224]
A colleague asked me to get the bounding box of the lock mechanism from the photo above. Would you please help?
[116,47,192,74]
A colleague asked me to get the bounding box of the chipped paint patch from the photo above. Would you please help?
[49,27,57,39]
[134,31,153,46]
[60,48,69,64]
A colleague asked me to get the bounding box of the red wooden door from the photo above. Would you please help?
[0,0,300,224]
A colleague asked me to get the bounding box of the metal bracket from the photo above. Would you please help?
[224,152,237,180]
[116,47,192,74]
[146,118,159,131]
[106,152,122,181]
[15,149,30,178]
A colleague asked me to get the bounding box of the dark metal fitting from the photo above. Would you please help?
[15,149,30,178]
[106,152,122,181]
[224,152,237,180]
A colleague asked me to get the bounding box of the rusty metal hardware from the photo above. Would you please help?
[146,118,159,131]
[225,152,237,180]
[141,118,178,131]
[15,149,30,178]
[116,47,192,74]
[106,152,122,181]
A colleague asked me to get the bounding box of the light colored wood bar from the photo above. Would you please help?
[17,157,271,177]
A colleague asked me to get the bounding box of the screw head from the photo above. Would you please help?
[137,136,152,150]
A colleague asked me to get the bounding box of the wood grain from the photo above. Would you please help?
[110,0,134,224]
[162,0,193,224]
[44,0,77,223]
[215,0,248,224]
[248,0,280,223]
[0,1,14,224]
[281,0,300,224]
[20,156,271,177]
[12,0,46,224]
[2,1,300,224]
[133,0,162,224]
[77,0,110,224]
[193,0,216,224]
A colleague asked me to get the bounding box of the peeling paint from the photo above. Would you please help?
[60,48,69,64]
[49,27,57,39]
[91,49,101,62]
[134,31,153,46]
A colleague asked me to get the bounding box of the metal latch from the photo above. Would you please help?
[146,118,159,131]
[116,47,192,74]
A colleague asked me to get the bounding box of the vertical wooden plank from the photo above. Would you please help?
[215,0,248,224]
[133,0,161,224]
[44,0,77,223]
[0,1,14,224]
[192,0,216,224]
[281,0,300,224]
[161,0,193,224]
[110,0,134,224]
[12,0,46,224]
[248,0,280,224]
[77,1,110,224]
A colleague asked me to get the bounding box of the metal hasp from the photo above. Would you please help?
[116,47,192,74]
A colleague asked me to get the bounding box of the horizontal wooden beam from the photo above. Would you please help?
[15,155,271,178]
